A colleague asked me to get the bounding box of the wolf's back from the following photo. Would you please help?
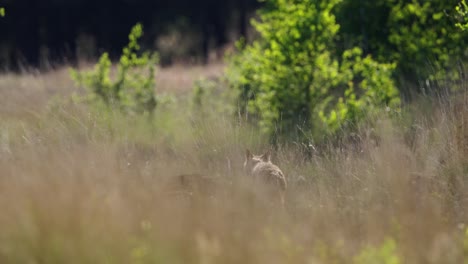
[253,162,287,191]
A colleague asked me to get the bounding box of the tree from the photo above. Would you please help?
[71,23,158,114]
[227,0,400,142]
[388,0,466,86]
[336,0,468,94]
[456,0,468,30]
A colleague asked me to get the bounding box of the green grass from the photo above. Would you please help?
[0,65,468,263]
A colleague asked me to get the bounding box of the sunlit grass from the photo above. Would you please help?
[0,67,468,263]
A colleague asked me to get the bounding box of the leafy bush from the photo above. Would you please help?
[227,0,400,141]
[71,23,158,114]
[318,47,399,132]
[337,0,468,88]
[387,0,466,84]
[456,0,468,30]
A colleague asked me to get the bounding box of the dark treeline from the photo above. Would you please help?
[0,0,260,69]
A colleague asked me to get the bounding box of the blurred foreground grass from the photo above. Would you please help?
[0,65,468,263]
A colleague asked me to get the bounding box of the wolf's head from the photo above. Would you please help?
[244,149,271,173]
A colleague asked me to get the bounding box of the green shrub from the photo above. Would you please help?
[456,0,468,30]
[337,0,468,88]
[319,47,399,132]
[354,238,401,264]
[71,23,158,114]
[227,0,400,141]
[387,0,466,84]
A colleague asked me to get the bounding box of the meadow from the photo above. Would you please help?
[0,64,468,264]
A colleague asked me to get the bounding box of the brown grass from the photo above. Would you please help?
[0,67,468,263]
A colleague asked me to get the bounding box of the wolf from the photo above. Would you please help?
[244,149,287,205]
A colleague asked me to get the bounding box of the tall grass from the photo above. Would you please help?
[0,67,468,263]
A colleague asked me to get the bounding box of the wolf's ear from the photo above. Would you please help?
[245,149,253,160]
[260,149,271,162]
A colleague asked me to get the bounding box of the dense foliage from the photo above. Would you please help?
[227,0,400,140]
[387,0,466,84]
[228,0,468,141]
[456,0,468,30]
[337,0,468,88]
[71,23,158,114]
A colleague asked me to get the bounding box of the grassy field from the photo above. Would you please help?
[0,65,468,263]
